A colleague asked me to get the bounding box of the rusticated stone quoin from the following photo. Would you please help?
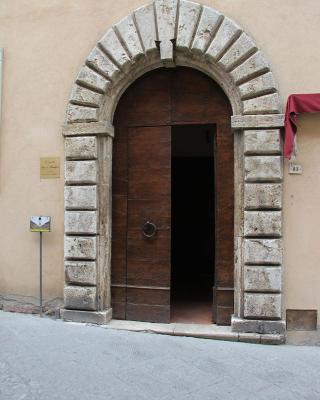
[64,286,97,311]
[244,266,282,292]
[244,239,282,265]
[245,156,282,182]
[62,0,284,332]
[244,211,282,237]
[65,261,97,286]
[65,161,97,185]
[244,130,281,155]
[64,186,97,210]
[244,293,281,319]
[64,236,97,260]
[244,183,282,210]
[65,211,97,235]
[65,137,98,160]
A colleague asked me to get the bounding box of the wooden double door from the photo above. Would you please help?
[111,67,234,325]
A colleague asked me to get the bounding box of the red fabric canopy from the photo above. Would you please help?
[284,94,320,159]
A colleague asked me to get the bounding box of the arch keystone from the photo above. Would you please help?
[155,0,178,63]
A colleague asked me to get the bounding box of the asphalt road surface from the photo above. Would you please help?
[0,311,319,400]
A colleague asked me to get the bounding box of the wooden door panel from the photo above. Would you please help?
[127,229,170,261]
[128,127,171,169]
[127,199,170,229]
[114,69,171,127]
[112,128,128,195]
[126,288,170,305]
[128,169,171,198]
[171,69,231,124]
[126,259,170,287]
[126,303,170,323]
[214,122,234,324]
[111,127,128,318]
[111,287,126,319]
[126,125,171,323]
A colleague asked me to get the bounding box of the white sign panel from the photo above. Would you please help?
[30,216,51,232]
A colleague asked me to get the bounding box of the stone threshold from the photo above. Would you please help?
[100,319,285,345]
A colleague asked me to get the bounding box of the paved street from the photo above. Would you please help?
[0,311,319,400]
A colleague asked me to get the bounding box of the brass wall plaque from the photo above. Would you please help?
[40,157,60,179]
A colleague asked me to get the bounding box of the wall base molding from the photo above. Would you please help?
[231,315,286,335]
[61,308,112,325]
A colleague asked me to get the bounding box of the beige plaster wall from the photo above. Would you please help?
[0,0,320,318]
[283,114,320,323]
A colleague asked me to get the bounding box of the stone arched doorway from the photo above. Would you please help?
[111,66,234,325]
[61,0,285,337]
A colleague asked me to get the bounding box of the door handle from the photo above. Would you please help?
[142,221,157,238]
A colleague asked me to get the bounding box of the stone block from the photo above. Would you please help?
[61,308,112,324]
[245,156,282,182]
[231,51,269,84]
[176,0,201,51]
[65,261,97,286]
[115,15,144,60]
[244,130,281,155]
[244,211,281,237]
[243,93,281,115]
[64,286,97,311]
[155,0,178,41]
[134,4,158,54]
[231,114,284,129]
[76,65,110,93]
[62,121,114,137]
[99,28,131,72]
[244,238,282,265]
[191,6,221,54]
[238,333,261,344]
[65,186,97,210]
[239,72,278,100]
[65,137,97,160]
[64,236,97,260]
[87,47,121,81]
[206,17,241,62]
[260,334,285,345]
[65,211,97,235]
[66,104,98,123]
[244,183,282,210]
[244,293,281,319]
[65,161,97,185]
[232,316,286,334]
[155,0,178,62]
[244,266,282,292]
[70,85,103,108]
[218,32,257,72]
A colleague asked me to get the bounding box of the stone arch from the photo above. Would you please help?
[62,0,285,340]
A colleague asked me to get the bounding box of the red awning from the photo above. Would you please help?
[284,94,320,159]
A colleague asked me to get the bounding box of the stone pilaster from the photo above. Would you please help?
[61,122,113,324]
[231,122,285,335]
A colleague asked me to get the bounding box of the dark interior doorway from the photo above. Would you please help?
[171,125,215,324]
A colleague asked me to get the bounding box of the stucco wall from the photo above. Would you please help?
[283,114,320,322]
[0,0,320,321]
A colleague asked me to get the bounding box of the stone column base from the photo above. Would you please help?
[61,308,112,325]
[231,315,286,335]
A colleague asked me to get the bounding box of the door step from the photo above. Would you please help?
[101,319,285,345]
